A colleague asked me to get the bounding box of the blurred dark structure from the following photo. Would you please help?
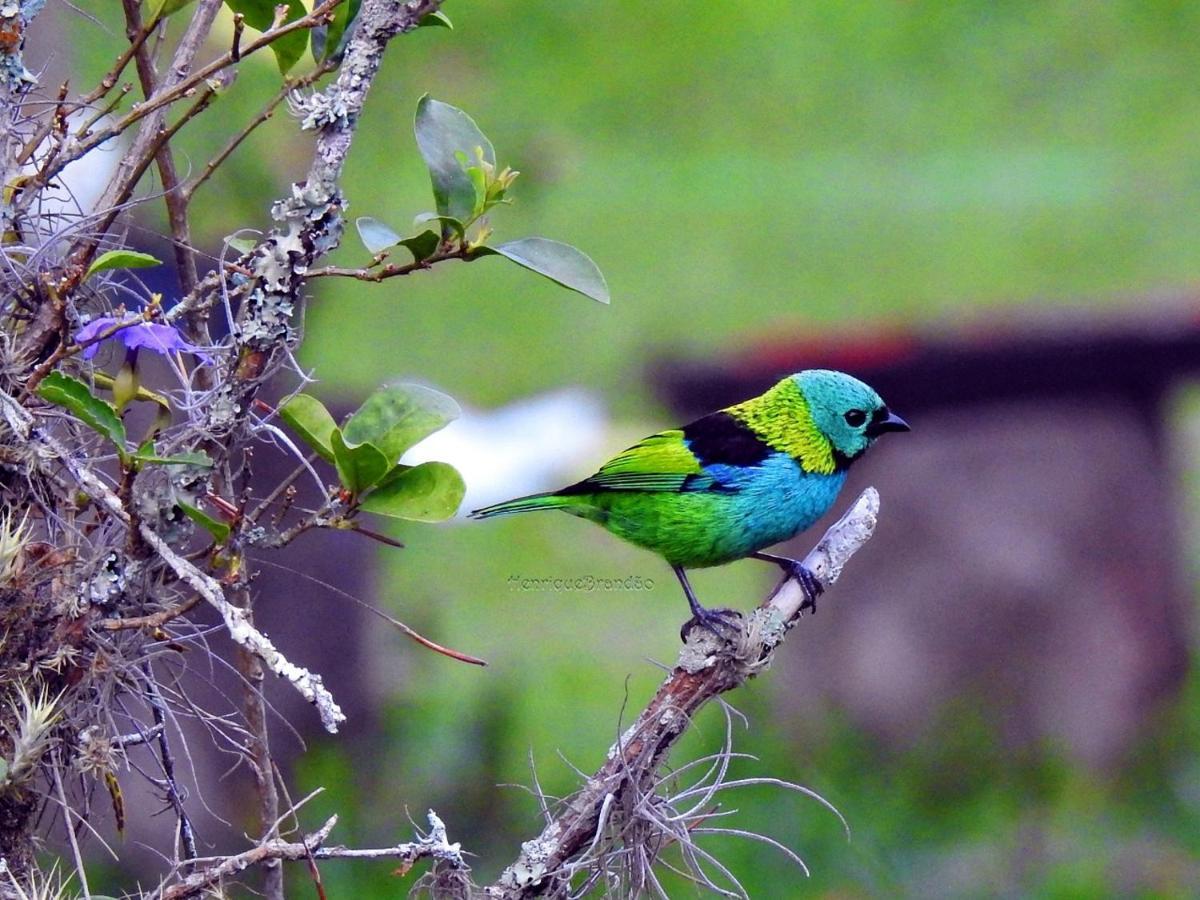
[651,298,1200,768]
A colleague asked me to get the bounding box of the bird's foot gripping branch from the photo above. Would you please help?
[486,488,881,898]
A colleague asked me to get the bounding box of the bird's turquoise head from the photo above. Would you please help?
[792,369,909,465]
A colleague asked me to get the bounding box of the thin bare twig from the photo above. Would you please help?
[180,65,331,206]
[142,662,197,861]
[22,0,342,204]
[100,594,203,631]
[50,757,90,899]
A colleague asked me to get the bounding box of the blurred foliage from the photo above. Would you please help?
[62,0,1200,895]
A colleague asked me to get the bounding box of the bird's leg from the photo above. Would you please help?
[674,566,742,641]
[750,551,823,614]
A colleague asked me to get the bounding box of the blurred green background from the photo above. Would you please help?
[63,0,1200,895]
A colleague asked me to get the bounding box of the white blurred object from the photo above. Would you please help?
[25,115,122,250]
[402,387,609,516]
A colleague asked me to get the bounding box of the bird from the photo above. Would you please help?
[472,370,909,636]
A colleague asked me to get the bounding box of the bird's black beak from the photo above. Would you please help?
[866,408,910,437]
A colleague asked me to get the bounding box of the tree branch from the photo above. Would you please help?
[487,488,882,897]
[154,809,468,900]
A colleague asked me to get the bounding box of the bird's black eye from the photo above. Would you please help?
[844,409,867,427]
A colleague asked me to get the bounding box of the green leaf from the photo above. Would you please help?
[479,237,610,303]
[84,250,162,280]
[414,96,495,224]
[355,216,401,254]
[341,384,460,466]
[413,212,465,240]
[417,10,452,28]
[145,0,197,21]
[224,0,309,75]
[224,233,258,254]
[131,449,214,467]
[179,502,231,544]
[331,431,390,495]
[0,757,7,783]
[37,372,127,451]
[311,0,360,61]
[279,394,339,464]
[399,230,440,262]
[360,462,465,521]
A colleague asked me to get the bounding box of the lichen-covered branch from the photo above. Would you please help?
[487,488,882,897]
[45,434,347,733]
[137,526,348,733]
[202,0,445,435]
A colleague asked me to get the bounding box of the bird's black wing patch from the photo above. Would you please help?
[681,411,772,468]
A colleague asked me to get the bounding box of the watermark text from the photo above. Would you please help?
[507,574,655,592]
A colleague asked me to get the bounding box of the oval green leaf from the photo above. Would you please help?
[331,431,390,495]
[131,449,214,467]
[179,502,232,544]
[85,249,162,280]
[341,383,460,466]
[279,394,338,463]
[399,230,440,262]
[224,233,259,254]
[413,212,465,240]
[360,461,465,522]
[223,0,309,75]
[355,216,402,254]
[414,96,495,223]
[146,0,198,22]
[482,237,610,303]
[37,371,127,451]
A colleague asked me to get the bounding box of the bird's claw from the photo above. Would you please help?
[782,561,823,615]
[680,606,743,642]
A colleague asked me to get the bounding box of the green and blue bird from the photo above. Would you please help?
[472,370,909,635]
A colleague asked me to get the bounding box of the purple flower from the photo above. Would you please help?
[76,316,212,364]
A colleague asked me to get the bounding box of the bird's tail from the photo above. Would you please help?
[470,492,573,520]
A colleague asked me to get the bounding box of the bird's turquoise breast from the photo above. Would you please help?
[586,453,847,568]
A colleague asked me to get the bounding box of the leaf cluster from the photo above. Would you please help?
[353,96,610,303]
[281,384,465,521]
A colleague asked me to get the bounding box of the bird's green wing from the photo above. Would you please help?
[569,429,717,493]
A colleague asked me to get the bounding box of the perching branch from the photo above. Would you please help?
[487,488,882,897]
